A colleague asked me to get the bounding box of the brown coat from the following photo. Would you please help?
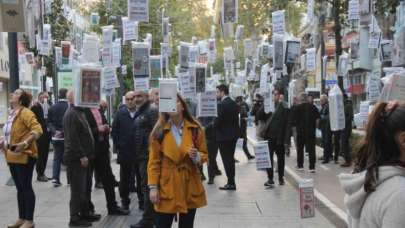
[5,107,43,164]
[148,120,208,214]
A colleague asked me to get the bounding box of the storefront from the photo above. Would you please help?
[0,32,9,126]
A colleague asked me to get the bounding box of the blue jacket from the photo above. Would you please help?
[112,106,137,163]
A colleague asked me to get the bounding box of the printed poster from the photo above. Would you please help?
[61,41,71,66]
[180,71,196,99]
[195,65,206,93]
[122,17,138,42]
[272,10,285,35]
[273,35,284,70]
[150,55,161,88]
[254,141,271,170]
[159,79,178,113]
[103,67,119,90]
[285,40,300,64]
[306,48,316,72]
[222,0,238,24]
[348,0,360,21]
[132,42,150,78]
[179,42,190,69]
[197,90,217,117]
[76,66,102,108]
[128,0,149,22]
[57,71,74,90]
[299,180,315,218]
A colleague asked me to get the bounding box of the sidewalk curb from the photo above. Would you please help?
[247,135,348,227]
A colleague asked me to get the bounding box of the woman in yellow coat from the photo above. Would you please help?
[148,94,208,228]
[0,89,43,228]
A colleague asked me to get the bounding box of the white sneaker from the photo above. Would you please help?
[309,169,316,173]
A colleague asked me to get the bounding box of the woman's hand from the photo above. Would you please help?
[149,188,160,204]
[13,142,27,154]
[189,147,201,165]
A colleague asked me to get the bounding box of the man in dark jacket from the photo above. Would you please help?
[319,94,332,164]
[199,116,222,185]
[293,93,321,173]
[236,96,255,160]
[112,91,139,210]
[63,90,100,227]
[48,88,69,187]
[31,91,51,182]
[340,94,353,167]
[256,89,289,188]
[215,84,240,190]
[83,102,129,216]
[130,90,159,228]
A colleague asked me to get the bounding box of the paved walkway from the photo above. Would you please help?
[0,141,334,228]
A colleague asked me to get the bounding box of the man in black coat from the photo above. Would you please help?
[256,89,289,188]
[83,101,129,216]
[48,88,69,187]
[293,93,321,173]
[319,94,332,164]
[63,90,100,227]
[31,91,52,182]
[236,96,255,160]
[130,90,159,228]
[215,84,240,190]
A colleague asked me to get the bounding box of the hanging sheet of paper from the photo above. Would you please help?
[392,26,405,67]
[195,64,206,93]
[128,0,149,22]
[367,71,380,102]
[306,48,316,72]
[83,35,100,63]
[188,46,198,67]
[307,0,315,23]
[179,70,196,99]
[273,34,284,70]
[90,12,100,25]
[272,10,285,35]
[338,54,349,76]
[285,40,301,64]
[60,41,71,69]
[0,0,26,32]
[112,39,122,67]
[328,85,346,131]
[223,47,234,71]
[57,71,74,90]
[197,90,218,117]
[103,67,119,90]
[243,39,254,57]
[75,65,102,108]
[159,79,178,113]
[132,42,150,90]
[25,52,34,65]
[254,141,271,170]
[150,55,162,88]
[162,17,170,42]
[379,71,405,102]
[264,86,274,113]
[222,0,238,24]
[122,17,138,42]
[368,32,381,49]
[299,179,315,218]
[235,25,244,41]
[260,64,269,93]
[179,42,190,69]
[348,0,360,21]
[326,60,338,88]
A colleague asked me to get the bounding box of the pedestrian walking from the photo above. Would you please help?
[293,93,320,173]
[339,101,405,228]
[148,94,208,228]
[235,96,255,160]
[215,84,240,190]
[31,92,51,182]
[63,90,101,227]
[130,90,159,228]
[47,88,69,187]
[256,89,289,188]
[1,89,43,228]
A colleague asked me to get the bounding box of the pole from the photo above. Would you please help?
[8,32,19,92]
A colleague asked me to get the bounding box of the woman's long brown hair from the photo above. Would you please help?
[354,102,405,193]
[150,94,201,142]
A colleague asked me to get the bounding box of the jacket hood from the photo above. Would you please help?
[338,166,405,219]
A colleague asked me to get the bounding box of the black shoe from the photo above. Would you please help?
[247,155,255,160]
[130,220,154,228]
[138,201,144,211]
[81,213,101,222]
[129,186,136,193]
[95,182,103,189]
[321,160,330,164]
[279,178,285,186]
[264,180,275,188]
[219,184,236,190]
[207,178,214,185]
[37,175,49,182]
[108,207,130,216]
[122,204,130,211]
[53,180,62,187]
[69,219,92,227]
[318,156,324,161]
[214,170,222,176]
[201,173,207,181]
[234,159,240,163]
[114,181,119,188]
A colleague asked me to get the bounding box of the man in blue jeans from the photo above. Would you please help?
[48,88,69,187]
